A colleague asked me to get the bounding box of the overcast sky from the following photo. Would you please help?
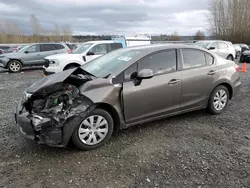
[0,0,210,35]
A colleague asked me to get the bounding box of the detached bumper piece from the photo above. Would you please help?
[15,102,64,147]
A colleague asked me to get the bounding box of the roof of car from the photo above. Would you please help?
[84,40,115,44]
[121,43,205,52]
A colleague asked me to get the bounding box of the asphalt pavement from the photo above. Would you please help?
[0,65,249,188]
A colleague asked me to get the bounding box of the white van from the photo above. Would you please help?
[43,41,123,75]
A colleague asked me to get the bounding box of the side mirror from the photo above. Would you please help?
[24,51,29,54]
[87,52,94,56]
[137,69,154,79]
[208,47,215,50]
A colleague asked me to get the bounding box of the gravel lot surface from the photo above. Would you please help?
[0,65,249,188]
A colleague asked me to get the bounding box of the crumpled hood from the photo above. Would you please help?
[46,53,80,60]
[26,68,77,95]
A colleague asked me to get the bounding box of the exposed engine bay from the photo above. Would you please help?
[31,84,79,114]
[15,67,118,147]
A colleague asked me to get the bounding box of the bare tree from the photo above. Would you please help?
[30,14,42,42]
[209,0,250,43]
[194,30,205,40]
[169,31,180,41]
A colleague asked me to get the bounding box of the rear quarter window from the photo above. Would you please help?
[205,53,214,65]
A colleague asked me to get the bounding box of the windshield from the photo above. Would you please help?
[193,41,211,48]
[72,43,93,54]
[80,49,142,78]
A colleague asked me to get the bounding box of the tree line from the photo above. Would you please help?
[209,0,250,43]
[0,14,72,43]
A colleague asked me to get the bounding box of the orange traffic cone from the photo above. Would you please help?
[241,62,247,73]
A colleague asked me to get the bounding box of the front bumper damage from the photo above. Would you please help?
[15,96,93,147]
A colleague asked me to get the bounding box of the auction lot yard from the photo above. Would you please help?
[0,66,249,188]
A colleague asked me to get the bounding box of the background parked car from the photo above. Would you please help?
[233,44,242,58]
[236,43,250,53]
[43,40,123,75]
[0,43,70,72]
[0,45,11,54]
[193,40,236,60]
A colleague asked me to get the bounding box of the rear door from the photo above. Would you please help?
[22,44,42,65]
[122,49,182,123]
[40,44,60,62]
[180,49,218,110]
[85,43,108,62]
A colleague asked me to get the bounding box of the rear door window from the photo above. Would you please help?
[54,44,65,50]
[182,49,206,69]
[40,44,57,52]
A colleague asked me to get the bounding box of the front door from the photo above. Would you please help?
[180,49,219,110]
[22,44,41,65]
[122,49,182,123]
[86,44,108,62]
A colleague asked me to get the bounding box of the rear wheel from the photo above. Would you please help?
[207,85,229,115]
[226,55,234,61]
[8,60,22,73]
[72,108,114,150]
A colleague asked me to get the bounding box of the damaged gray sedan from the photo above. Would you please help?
[15,44,241,150]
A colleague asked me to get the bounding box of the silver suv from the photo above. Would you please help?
[0,43,70,72]
[194,40,236,61]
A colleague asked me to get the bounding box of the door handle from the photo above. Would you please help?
[207,70,216,75]
[168,79,180,85]
[37,54,41,56]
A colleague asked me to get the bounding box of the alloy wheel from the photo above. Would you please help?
[213,89,228,111]
[78,115,109,146]
[10,62,21,72]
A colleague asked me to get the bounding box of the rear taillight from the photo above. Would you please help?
[235,66,240,72]
[67,49,71,53]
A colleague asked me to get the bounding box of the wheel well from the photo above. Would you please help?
[8,59,23,67]
[63,63,80,70]
[219,83,233,99]
[95,103,121,132]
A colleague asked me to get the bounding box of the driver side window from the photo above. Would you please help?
[27,45,39,53]
[209,42,218,49]
[88,44,107,55]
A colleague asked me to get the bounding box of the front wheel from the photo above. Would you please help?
[8,60,22,73]
[72,108,114,150]
[207,85,229,115]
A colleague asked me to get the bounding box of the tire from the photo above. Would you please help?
[226,55,234,61]
[72,108,114,150]
[8,60,22,73]
[207,85,229,115]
